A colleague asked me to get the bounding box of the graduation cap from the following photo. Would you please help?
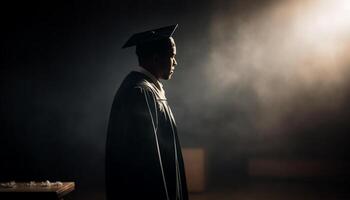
[122,24,178,49]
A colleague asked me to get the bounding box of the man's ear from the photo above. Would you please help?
[152,54,160,63]
[152,54,160,65]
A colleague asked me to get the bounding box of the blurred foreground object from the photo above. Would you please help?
[183,148,206,192]
[0,181,74,199]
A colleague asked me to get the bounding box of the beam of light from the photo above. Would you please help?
[206,0,350,137]
[294,0,350,41]
[290,0,350,86]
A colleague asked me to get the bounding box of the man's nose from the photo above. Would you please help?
[174,58,178,66]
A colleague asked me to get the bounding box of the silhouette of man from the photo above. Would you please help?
[106,24,188,200]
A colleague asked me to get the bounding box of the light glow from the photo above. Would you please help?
[207,0,350,135]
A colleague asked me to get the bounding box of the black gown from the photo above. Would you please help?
[106,71,188,200]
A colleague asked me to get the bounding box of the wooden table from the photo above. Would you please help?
[0,182,75,200]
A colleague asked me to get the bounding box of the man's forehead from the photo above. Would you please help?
[170,37,176,54]
[169,37,175,44]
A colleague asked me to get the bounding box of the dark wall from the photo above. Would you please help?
[0,0,213,194]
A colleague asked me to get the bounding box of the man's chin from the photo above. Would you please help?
[162,72,173,80]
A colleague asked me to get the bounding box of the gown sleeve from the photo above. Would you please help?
[109,86,168,200]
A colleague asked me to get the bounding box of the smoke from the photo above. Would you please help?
[204,0,350,139]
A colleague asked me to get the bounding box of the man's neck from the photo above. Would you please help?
[136,66,163,90]
[140,65,161,80]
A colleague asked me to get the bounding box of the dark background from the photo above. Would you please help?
[1,0,350,199]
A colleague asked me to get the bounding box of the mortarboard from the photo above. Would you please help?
[122,24,178,49]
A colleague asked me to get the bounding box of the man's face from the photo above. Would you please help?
[157,37,177,80]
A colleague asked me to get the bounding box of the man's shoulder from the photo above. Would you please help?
[121,71,155,90]
[117,71,157,98]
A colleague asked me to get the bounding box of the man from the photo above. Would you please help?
[105,24,188,200]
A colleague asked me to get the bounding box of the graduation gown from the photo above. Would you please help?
[106,71,188,200]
